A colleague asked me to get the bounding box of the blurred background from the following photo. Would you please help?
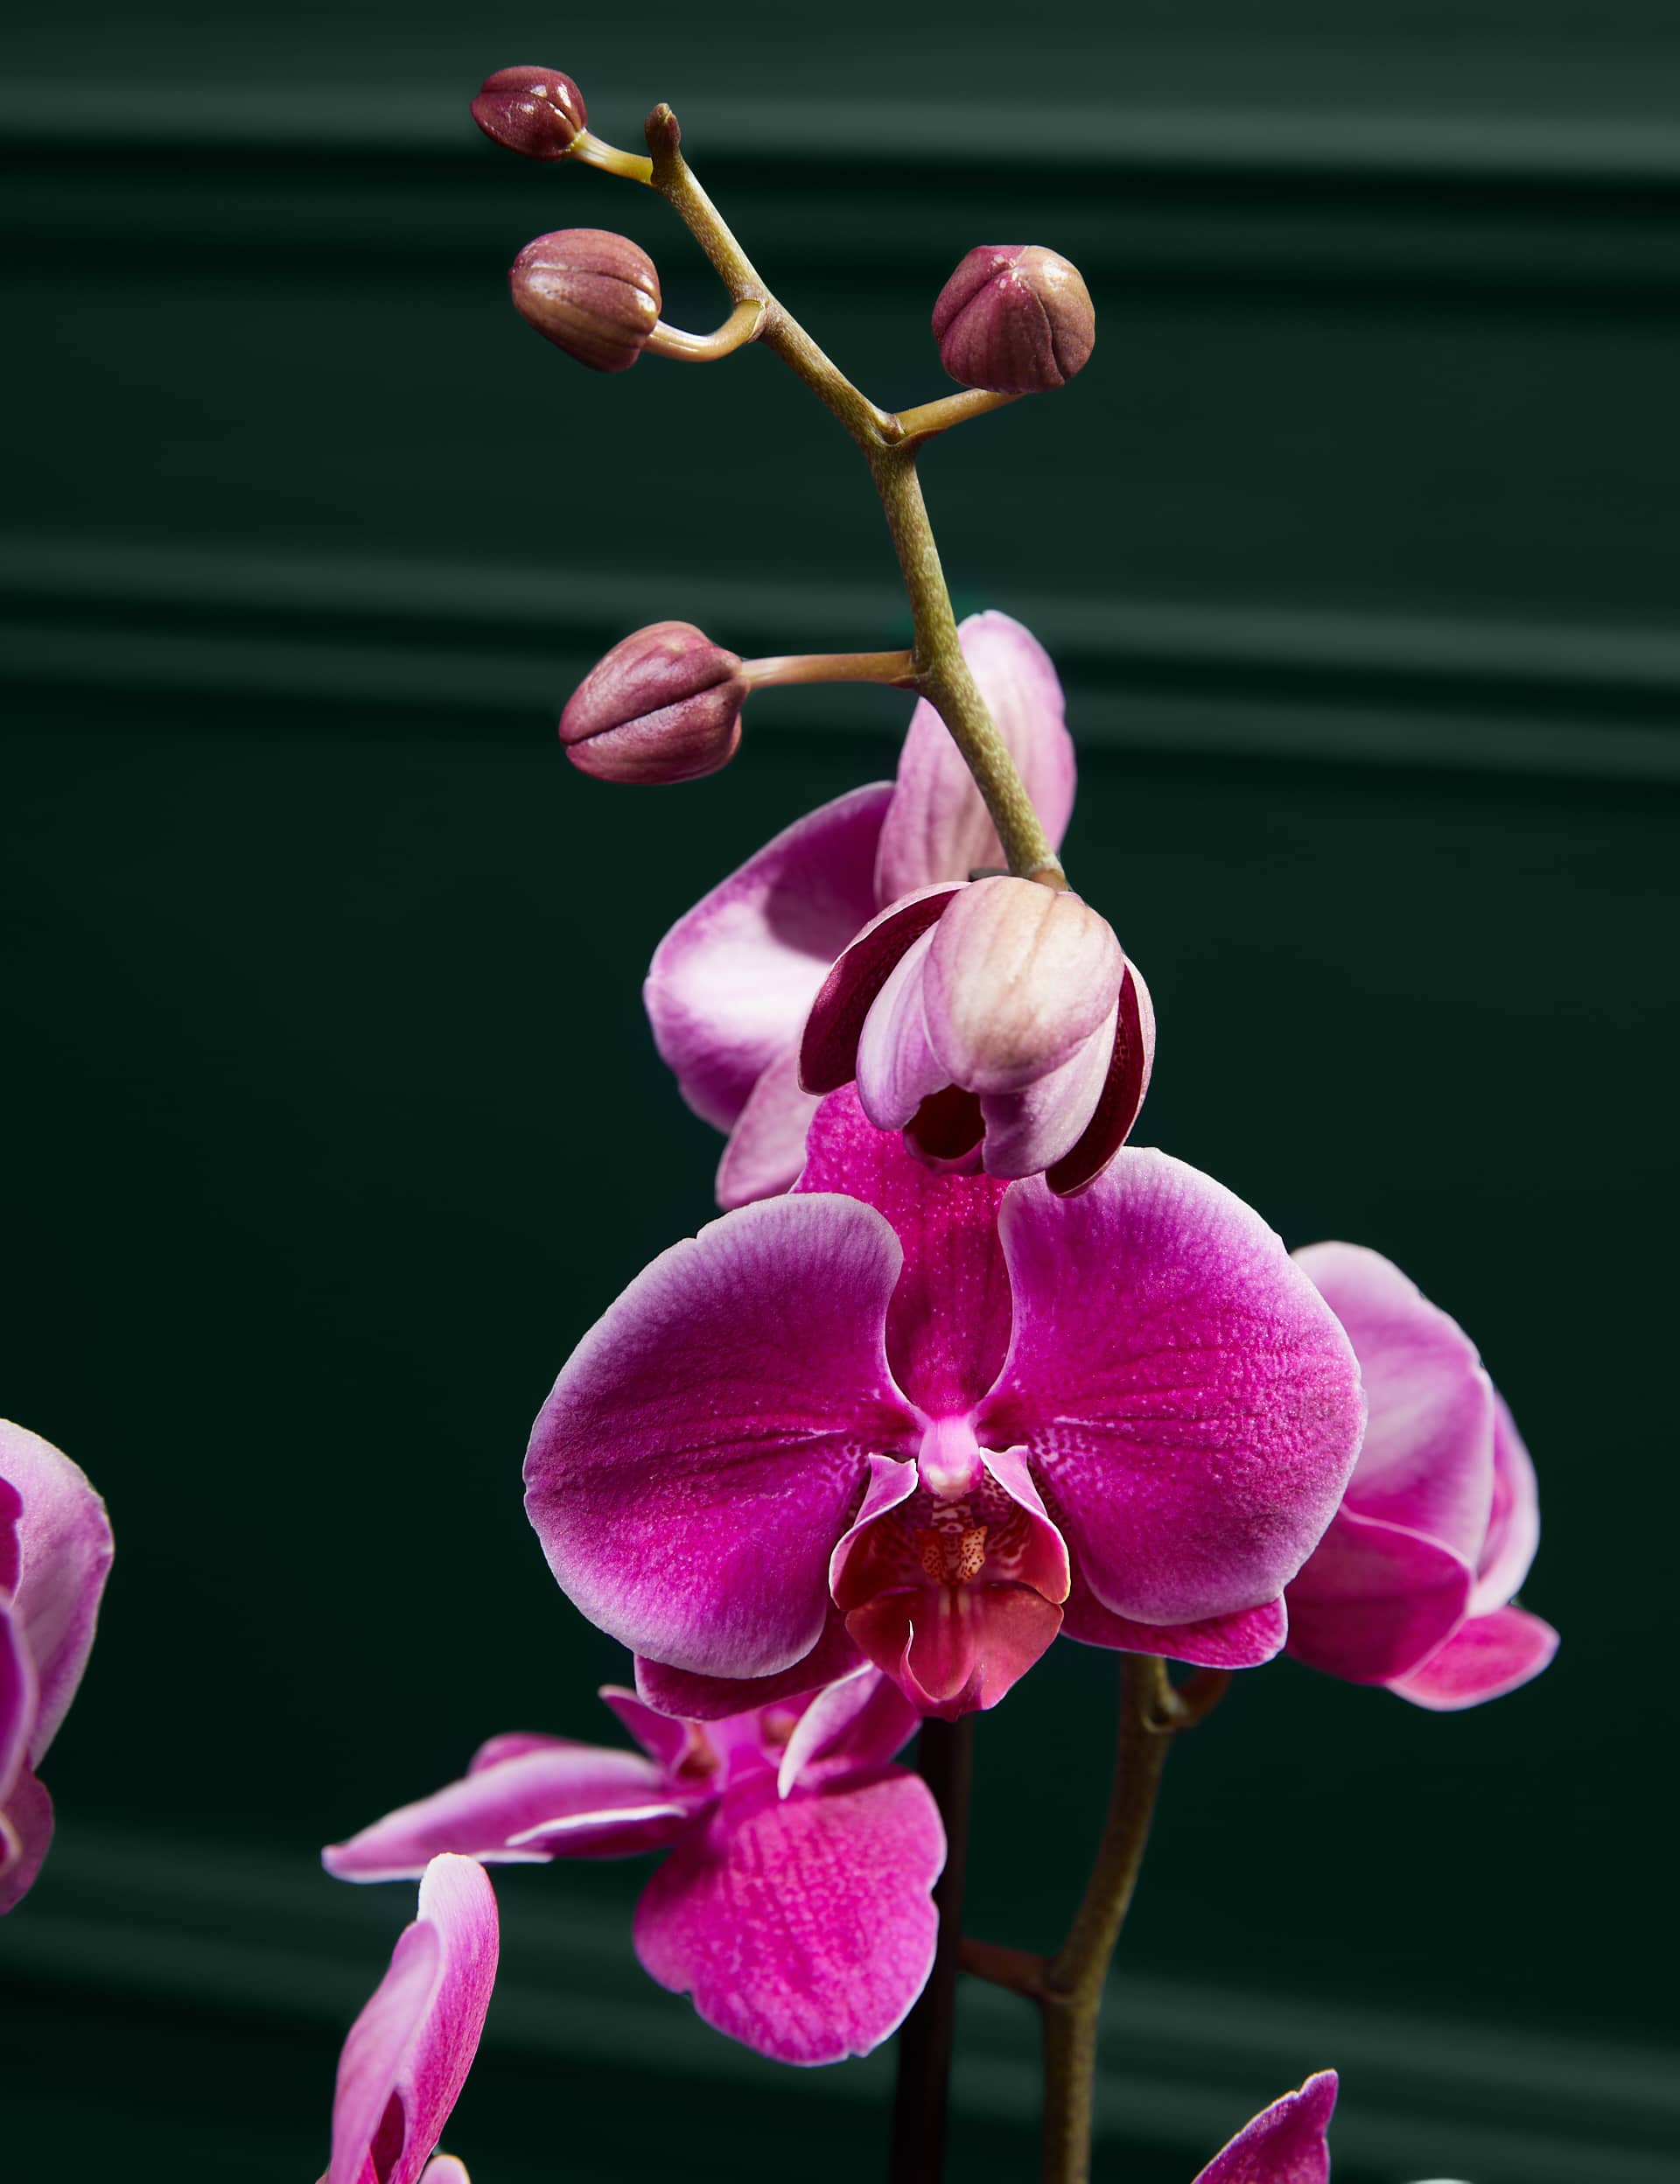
[3,3,1676,2177]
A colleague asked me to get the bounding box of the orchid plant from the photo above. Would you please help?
[310,57,1565,2184]
[1,50,1558,2184]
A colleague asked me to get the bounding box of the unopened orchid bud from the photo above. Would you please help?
[510,229,661,374]
[932,245,1096,395]
[561,622,747,784]
[802,876,1152,1191]
[472,65,588,159]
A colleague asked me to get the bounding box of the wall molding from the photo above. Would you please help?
[4,536,1678,783]
[4,1826,1674,2183]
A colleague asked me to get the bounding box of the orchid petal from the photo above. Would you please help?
[855,928,948,1130]
[1194,2070,1338,2184]
[1469,1391,1542,1616]
[874,612,1074,903]
[796,1088,1012,1416]
[526,1194,915,1681]
[981,1155,1365,1624]
[646,782,893,1131]
[597,1687,704,1774]
[922,878,1121,1095]
[0,1420,114,1765]
[0,1767,54,1916]
[325,1743,691,1882]
[633,1768,943,2065]
[1294,1244,1495,1567]
[327,1856,498,2184]
[801,887,959,1097]
[776,1669,920,1797]
[1286,1508,1474,1684]
[634,1612,866,1721]
[1388,1604,1559,1712]
[1,1601,35,1809]
[1046,959,1156,1197]
[850,1585,1064,1718]
[978,1011,1116,1180]
[1060,1582,1289,1669]
[715,1044,822,1208]
[419,2161,471,2184]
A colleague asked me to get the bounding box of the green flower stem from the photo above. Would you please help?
[640,104,1062,885]
[645,298,765,363]
[740,648,919,689]
[959,1658,1233,2184]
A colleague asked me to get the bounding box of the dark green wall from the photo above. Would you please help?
[3,6,1676,2180]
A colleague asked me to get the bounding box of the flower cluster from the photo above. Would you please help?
[304,52,1561,2181]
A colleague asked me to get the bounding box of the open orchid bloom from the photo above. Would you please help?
[800,873,1153,1194]
[1,1419,114,1914]
[644,611,1078,1208]
[321,1854,497,2184]
[326,1670,942,2067]
[1193,2071,1337,2182]
[525,1089,1366,1722]
[1285,1245,1558,1709]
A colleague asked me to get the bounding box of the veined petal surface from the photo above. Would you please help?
[526,1194,915,1680]
[1294,1243,1494,1566]
[646,782,892,1131]
[981,1155,1365,1624]
[634,1767,943,2064]
[1388,1603,1559,1711]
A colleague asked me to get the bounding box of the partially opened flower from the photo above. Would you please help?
[1,1419,114,1914]
[800,872,1153,1194]
[644,611,1077,1208]
[1193,2071,1337,2182]
[525,1089,1365,1721]
[326,1670,942,2066]
[1285,1245,1558,1709]
[320,1853,497,2184]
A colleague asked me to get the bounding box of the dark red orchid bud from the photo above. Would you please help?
[509,229,662,374]
[931,245,1096,395]
[561,623,747,784]
[471,66,588,159]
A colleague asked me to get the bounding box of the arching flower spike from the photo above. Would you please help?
[326,1671,942,2066]
[525,1090,1365,1721]
[1,1419,113,1914]
[644,612,1077,1208]
[1285,1245,1558,1708]
[321,1854,497,2184]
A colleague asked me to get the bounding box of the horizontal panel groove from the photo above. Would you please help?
[4,535,1680,783]
[4,1828,1673,2184]
[9,82,1680,193]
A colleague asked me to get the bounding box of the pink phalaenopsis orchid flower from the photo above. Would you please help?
[800,872,1152,1194]
[1194,2071,1338,2181]
[524,1090,1366,1721]
[646,610,1116,1207]
[1285,1245,1558,1707]
[321,1853,497,2184]
[326,1670,942,2066]
[1,1419,113,1914]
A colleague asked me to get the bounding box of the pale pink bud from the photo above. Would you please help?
[560,622,746,784]
[932,245,1096,395]
[509,229,661,374]
[802,877,1153,1192]
[472,66,587,159]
